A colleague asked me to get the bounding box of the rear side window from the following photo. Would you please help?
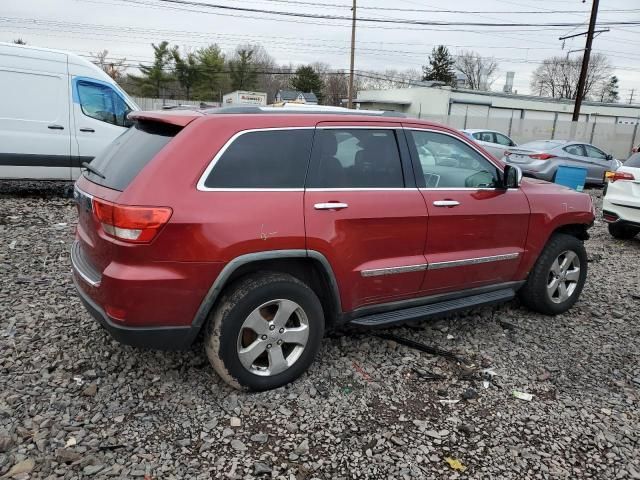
[308,129,404,188]
[203,129,314,189]
[564,144,585,156]
[84,121,179,191]
[625,153,640,167]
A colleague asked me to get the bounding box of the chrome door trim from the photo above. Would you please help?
[361,263,428,278]
[428,252,520,270]
[314,202,349,210]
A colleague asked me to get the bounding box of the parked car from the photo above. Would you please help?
[71,107,595,391]
[603,152,640,239]
[0,42,138,181]
[503,140,621,185]
[463,129,517,159]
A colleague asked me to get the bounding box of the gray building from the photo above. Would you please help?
[275,90,318,105]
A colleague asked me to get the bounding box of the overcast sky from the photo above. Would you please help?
[3,0,639,99]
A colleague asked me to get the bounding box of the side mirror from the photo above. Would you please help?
[605,154,613,160]
[503,164,522,189]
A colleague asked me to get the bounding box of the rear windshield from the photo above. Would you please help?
[519,140,564,151]
[625,153,640,167]
[83,121,180,191]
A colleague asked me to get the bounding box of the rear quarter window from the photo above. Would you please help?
[202,129,314,189]
[84,121,180,191]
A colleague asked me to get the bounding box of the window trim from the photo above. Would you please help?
[196,127,315,192]
[404,127,505,190]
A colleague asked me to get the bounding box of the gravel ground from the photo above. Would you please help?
[1,181,639,480]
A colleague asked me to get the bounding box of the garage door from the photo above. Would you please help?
[449,103,490,118]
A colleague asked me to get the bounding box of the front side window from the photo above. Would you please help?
[203,129,314,188]
[77,81,131,127]
[563,144,586,156]
[308,129,404,188]
[585,145,607,159]
[495,133,514,146]
[408,130,499,189]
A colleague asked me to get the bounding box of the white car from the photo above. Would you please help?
[463,129,517,159]
[603,153,640,239]
[0,42,139,180]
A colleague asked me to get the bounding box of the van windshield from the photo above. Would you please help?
[83,121,180,191]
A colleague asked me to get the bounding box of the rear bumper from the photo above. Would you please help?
[73,275,198,350]
[603,197,640,225]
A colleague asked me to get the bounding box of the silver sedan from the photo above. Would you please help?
[503,140,622,185]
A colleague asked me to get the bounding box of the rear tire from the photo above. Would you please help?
[519,233,587,315]
[608,222,640,240]
[205,272,324,391]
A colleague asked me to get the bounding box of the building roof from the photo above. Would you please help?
[276,89,319,103]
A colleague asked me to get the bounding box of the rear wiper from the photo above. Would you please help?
[81,161,106,179]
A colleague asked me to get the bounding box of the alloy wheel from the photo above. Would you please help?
[547,250,581,304]
[236,299,310,376]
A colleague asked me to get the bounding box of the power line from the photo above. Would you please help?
[140,0,640,28]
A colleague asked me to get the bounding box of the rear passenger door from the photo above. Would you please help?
[404,125,530,295]
[304,122,428,311]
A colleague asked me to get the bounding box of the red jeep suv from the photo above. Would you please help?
[72,107,595,391]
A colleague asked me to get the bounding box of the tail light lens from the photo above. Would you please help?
[606,171,635,182]
[528,153,556,160]
[92,198,172,243]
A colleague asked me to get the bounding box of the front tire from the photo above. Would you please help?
[608,222,640,240]
[519,233,588,315]
[205,272,324,391]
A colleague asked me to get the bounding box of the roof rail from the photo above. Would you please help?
[202,105,406,118]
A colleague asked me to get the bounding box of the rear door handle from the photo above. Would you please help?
[433,200,460,207]
[48,124,64,130]
[80,128,95,133]
[314,202,349,210]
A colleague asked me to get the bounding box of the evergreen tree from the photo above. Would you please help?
[172,48,200,100]
[422,45,456,85]
[229,49,258,91]
[599,76,620,102]
[131,42,173,98]
[290,65,324,103]
[195,45,225,101]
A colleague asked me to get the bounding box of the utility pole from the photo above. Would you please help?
[572,0,599,121]
[347,0,356,109]
[629,89,635,105]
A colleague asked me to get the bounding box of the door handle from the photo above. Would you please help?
[80,128,95,133]
[314,202,349,210]
[433,200,460,207]
[48,124,64,130]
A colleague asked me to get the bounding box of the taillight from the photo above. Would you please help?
[528,153,556,160]
[92,198,172,243]
[606,171,635,182]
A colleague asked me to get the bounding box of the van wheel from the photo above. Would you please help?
[519,233,587,315]
[205,272,324,391]
[608,223,640,239]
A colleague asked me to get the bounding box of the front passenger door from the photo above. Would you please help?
[404,126,530,295]
[584,144,612,183]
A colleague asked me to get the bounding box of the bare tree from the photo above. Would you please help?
[530,53,612,100]
[455,50,499,91]
[359,69,421,90]
[91,50,127,81]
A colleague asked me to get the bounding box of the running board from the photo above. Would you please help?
[349,288,515,328]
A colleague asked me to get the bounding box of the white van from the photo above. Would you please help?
[0,43,139,180]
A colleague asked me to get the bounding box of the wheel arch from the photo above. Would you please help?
[551,222,591,241]
[190,250,342,336]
